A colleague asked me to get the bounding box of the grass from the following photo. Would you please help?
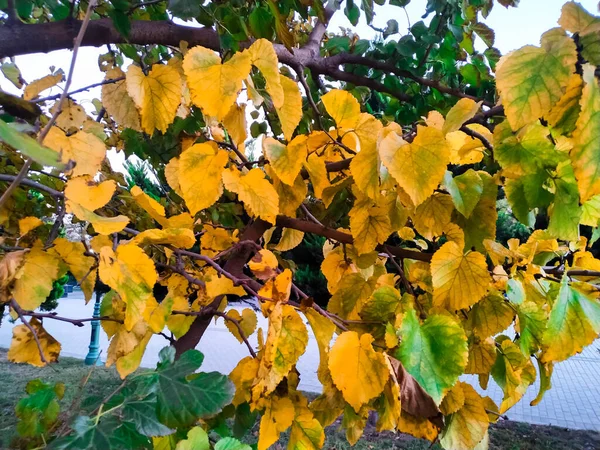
[0,348,599,450]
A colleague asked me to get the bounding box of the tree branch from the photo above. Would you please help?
[10,299,49,364]
[33,77,124,103]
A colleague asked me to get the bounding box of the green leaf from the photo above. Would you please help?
[122,396,174,437]
[16,380,64,438]
[383,19,399,38]
[395,309,468,404]
[361,0,374,24]
[140,350,234,428]
[547,161,581,241]
[0,119,63,167]
[443,170,483,219]
[344,0,360,26]
[109,9,131,37]
[517,301,547,355]
[233,403,258,439]
[215,437,252,450]
[359,285,400,322]
[472,22,495,47]
[249,5,275,39]
[51,416,151,449]
[175,427,209,450]
[168,0,201,19]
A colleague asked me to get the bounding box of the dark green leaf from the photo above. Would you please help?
[344,0,360,26]
[109,9,131,37]
[383,19,399,38]
[168,0,202,19]
[139,350,234,428]
[233,403,258,438]
[249,5,275,39]
[122,396,174,437]
[472,22,495,47]
[390,0,410,6]
[361,0,374,24]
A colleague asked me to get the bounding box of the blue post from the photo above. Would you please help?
[85,290,102,366]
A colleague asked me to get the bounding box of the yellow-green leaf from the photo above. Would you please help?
[496,28,578,130]
[349,194,392,255]
[395,309,468,404]
[440,382,489,450]
[52,238,97,303]
[542,276,600,363]
[99,244,157,331]
[252,303,308,398]
[13,245,62,311]
[442,98,482,135]
[380,125,450,206]
[321,89,361,129]
[258,395,295,450]
[431,241,490,310]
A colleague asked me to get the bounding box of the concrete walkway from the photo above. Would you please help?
[1,292,599,431]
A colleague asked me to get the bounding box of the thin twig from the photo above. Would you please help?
[19,310,123,327]
[300,203,324,227]
[0,0,98,209]
[214,311,257,357]
[10,299,49,365]
[33,77,124,103]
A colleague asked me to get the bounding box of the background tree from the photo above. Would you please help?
[1,0,600,449]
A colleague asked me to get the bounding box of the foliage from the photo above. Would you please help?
[1,1,600,449]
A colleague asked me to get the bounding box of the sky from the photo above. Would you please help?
[1,0,597,172]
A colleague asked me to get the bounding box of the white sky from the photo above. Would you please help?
[1,0,597,172]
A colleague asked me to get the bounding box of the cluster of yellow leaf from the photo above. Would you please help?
[3,6,600,449]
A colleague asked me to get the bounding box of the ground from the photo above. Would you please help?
[0,349,599,450]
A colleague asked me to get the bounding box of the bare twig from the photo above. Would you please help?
[300,204,323,227]
[214,311,257,358]
[0,0,98,209]
[10,299,49,365]
[18,310,123,327]
[33,77,124,103]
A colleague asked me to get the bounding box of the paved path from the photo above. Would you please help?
[1,292,599,430]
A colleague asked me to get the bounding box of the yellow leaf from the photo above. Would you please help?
[442,98,482,135]
[546,73,583,134]
[248,39,284,108]
[349,194,392,255]
[8,317,61,367]
[398,411,440,441]
[262,135,307,186]
[52,238,97,303]
[222,167,279,223]
[305,308,336,385]
[130,185,167,225]
[99,244,157,331]
[44,128,106,177]
[466,292,514,338]
[252,303,308,398]
[466,337,497,375]
[165,156,184,197]
[328,331,390,412]
[0,251,26,303]
[65,177,116,211]
[132,228,196,249]
[320,246,358,293]
[248,249,279,280]
[380,125,450,206]
[342,404,369,445]
[222,103,247,148]
[349,114,384,200]
[274,228,304,252]
[496,28,578,130]
[440,383,465,416]
[200,224,238,258]
[412,192,454,240]
[106,319,152,378]
[205,269,246,298]
[398,226,415,241]
[66,200,129,235]
[328,273,375,321]
[302,152,330,198]
[102,67,141,131]
[144,295,174,333]
[18,216,43,236]
[440,382,489,450]
[258,395,295,450]
[13,245,62,310]
[431,241,490,310]
[230,356,260,406]
[51,99,87,131]
[321,89,361,129]
[183,46,252,120]
[225,308,257,344]
[23,71,64,100]
[179,142,229,215]
[375,372,402,432]
[258,269,292,309]
[276,75,303,140]
[570,66,600,202]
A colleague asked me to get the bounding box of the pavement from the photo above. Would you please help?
[1,291,599,431]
